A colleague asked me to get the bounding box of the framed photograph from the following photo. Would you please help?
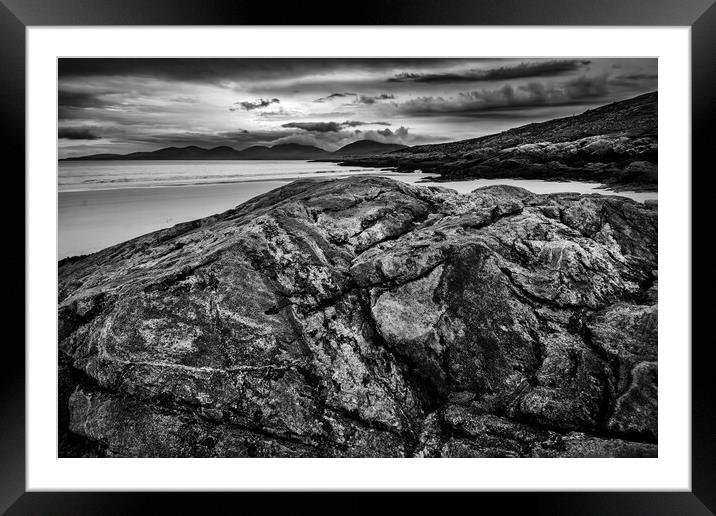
[6,0,714,512]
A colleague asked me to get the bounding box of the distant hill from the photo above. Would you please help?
[246,143,330,160]
[61,139,403,161]
[342,91,658,189]
[63,143,332,161]
[332,140,408,157]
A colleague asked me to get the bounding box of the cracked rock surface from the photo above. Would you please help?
[58,176,657,457]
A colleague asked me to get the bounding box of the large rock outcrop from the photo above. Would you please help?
[58,176,657,457]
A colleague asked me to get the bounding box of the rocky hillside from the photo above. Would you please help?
[58,176,657,457]
[331,140,408,157]
[342,92,658,189]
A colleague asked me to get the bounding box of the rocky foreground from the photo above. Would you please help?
[58,176,657,457]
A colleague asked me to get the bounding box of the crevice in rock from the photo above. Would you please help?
[65,364,330,455]
[352,212,432,258]
[358,290,445,425]
[58,291,116,341]
[141,254,221,294]
[498,265,572,310]
[568,312,647,442]
[59,177,658,457]
[319,189,388,213]
[58,352,110,457]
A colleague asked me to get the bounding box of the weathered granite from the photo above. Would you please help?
[58,176,657,457]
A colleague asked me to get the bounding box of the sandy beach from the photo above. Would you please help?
[59,175,657,260]
[59,181,290,259]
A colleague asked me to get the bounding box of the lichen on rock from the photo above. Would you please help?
[58,176,657,457]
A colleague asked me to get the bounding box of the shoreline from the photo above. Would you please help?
[329,160,660,193]
[58,165,657,195]
[416,173,660,194]
[59,175,657,261]
[57,170,427,194]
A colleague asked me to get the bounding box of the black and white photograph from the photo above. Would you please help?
[57,57,659,459]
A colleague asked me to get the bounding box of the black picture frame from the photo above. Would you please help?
[4,0,714,513]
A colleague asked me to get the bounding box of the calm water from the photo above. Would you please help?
[58,160,394,192]
[58,160,656,259]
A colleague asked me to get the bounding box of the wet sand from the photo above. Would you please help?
[58,177,657,260]
[59,181,290,259]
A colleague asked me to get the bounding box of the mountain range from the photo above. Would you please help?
[61,140,407,161]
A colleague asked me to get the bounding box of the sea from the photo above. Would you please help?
[58,160,657,259]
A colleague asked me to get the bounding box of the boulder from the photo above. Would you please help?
[59,176,657,457]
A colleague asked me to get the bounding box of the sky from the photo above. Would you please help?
[58,58,657,158]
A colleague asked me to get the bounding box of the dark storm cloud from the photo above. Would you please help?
[563,75,609,98]
[615,73,658,81]
[388,60,591,84]
[396,76,613,117]
[375,127,409,138]
[354,93,396,104]
[255,108,306,120]
[58,127,102,140]
[124,128,297,148]
[271,125,419,150]
[281,120,391,132]
[313,92,357,103]
[58,90,118,118]
[281,121,345,133]
[311,92,396,106]
[342,120,391,127]
[231,98,280,111]
[58,90,109,108]
[58,87,209,121]
[58,58,478,83]
[609,73,659,88]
